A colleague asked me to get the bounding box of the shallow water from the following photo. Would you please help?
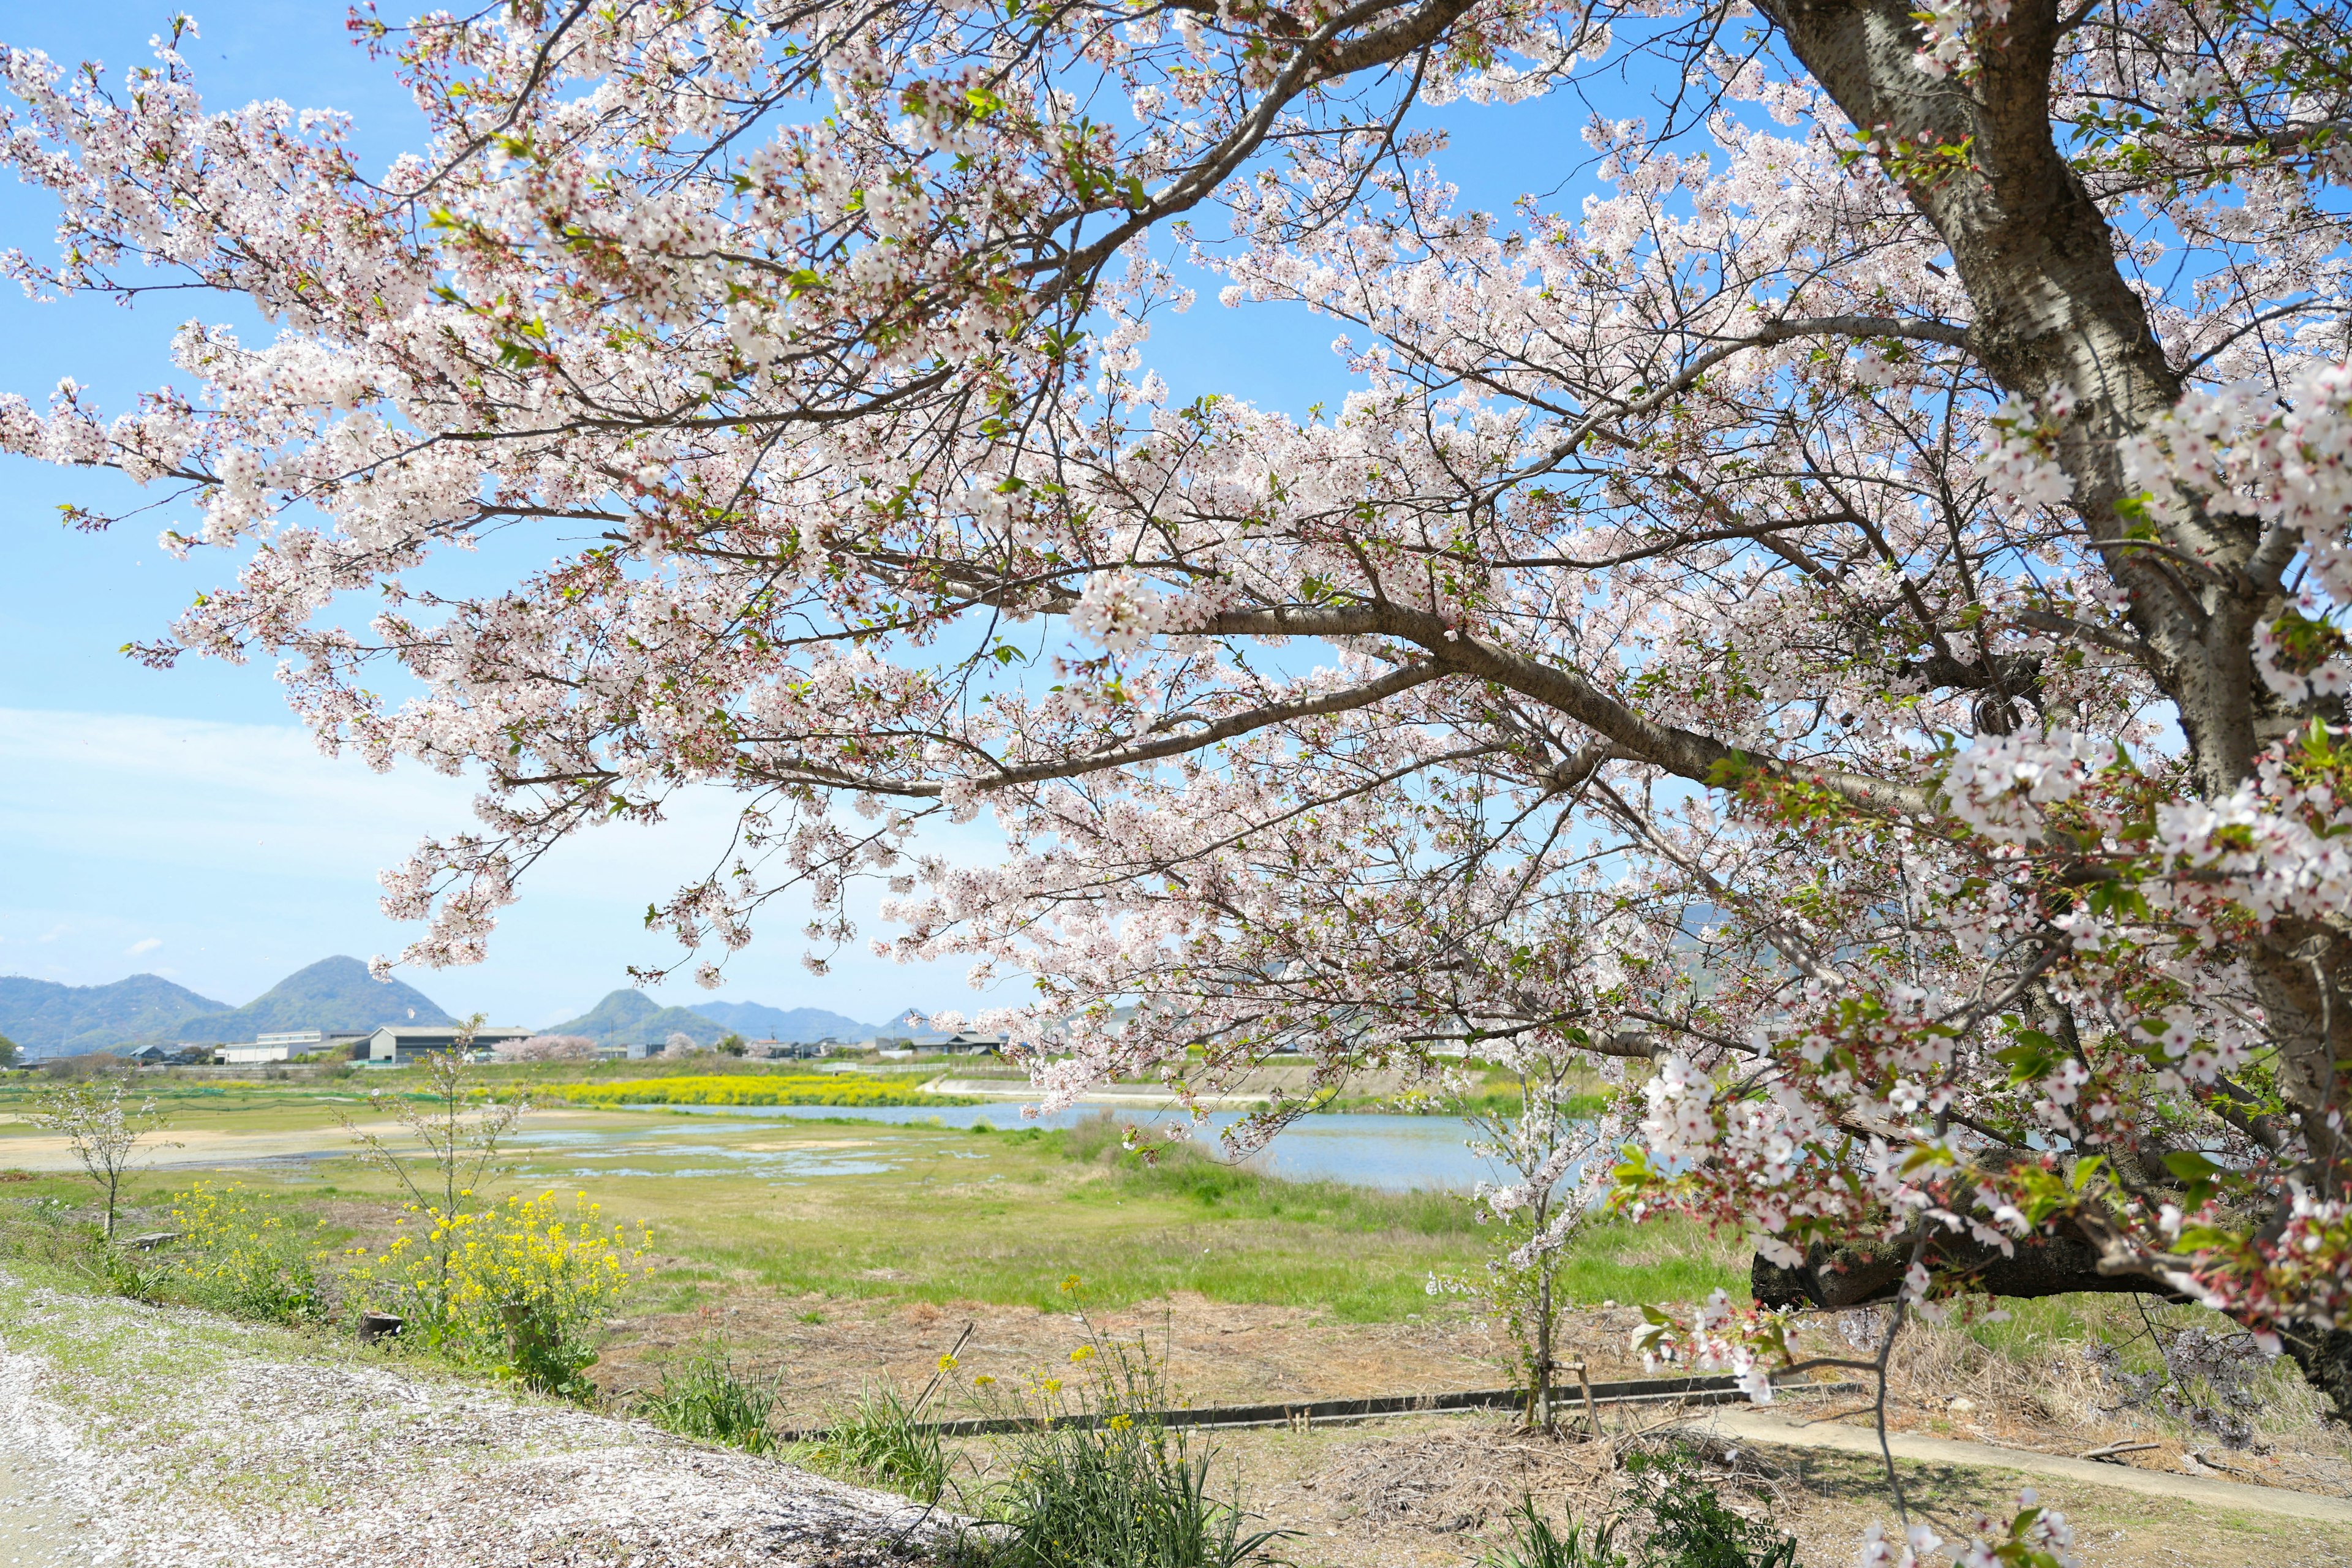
[538,1103,1502,1191]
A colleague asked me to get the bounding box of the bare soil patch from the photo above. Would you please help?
[599,1284,2352,1567]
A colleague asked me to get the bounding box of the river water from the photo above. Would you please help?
[511,1103,1504,1193]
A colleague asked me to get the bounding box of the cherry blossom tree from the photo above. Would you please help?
[4,0,2352,1463]
[495,1033,599,1062]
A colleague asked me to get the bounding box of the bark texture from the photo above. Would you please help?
[1749,0,2352,1411]
[1750,1231,2187,1313]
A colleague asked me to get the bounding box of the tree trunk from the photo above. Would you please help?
[1751,1231,2185,1314]
[1749,0,2352,1411]
[1536,1268,1555,1431]
[2280,1324,2352,1427]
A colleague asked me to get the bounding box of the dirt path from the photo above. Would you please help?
[1700,1406,2352,1526]
[0,1268,958,1568]
[0,1108,619,1172]
[0,1421,96,1568]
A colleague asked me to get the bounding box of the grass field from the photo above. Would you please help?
[0,1074,1733,1324]
[6,1065,2350,1568]
[537,1074,979,1107]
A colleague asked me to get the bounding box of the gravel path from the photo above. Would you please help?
[0,1270,960,1568]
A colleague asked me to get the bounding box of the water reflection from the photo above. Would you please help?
[585,1104,1501,1191]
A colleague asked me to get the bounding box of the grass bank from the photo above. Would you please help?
[537,1074,978,1108]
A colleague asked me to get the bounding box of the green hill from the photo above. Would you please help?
[162,957,453,1044]
[546,989,727,1049]
[0,973,230,1056]
[689,1000,874,1041]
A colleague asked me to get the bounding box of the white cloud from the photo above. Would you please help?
[0,706,1008,1025]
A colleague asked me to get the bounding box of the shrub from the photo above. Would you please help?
[804,1382,949,1503]
[638,1344,786,1453]
[343,1190,645,1398]
[1623,1449,1798,1568]
[166,1180,327,1322]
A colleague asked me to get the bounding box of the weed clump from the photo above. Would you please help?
[636,1343,786,1453]
[965,1278,1289,1568]
[985,1419,1284,1568]
[1471,1450,1795,1568]
[1477,1495,1621,1568]
[803,1382,949,1503]
[1622,1448,1798,1568]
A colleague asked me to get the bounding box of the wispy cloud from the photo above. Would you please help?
[0,706,997,1023]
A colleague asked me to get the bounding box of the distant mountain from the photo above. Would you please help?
[162,957,454,1044]
[546,989,728,1049]
[0,973,231,1056]
[690,1001,875,1042]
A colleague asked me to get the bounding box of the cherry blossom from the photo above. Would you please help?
[4,0,2352,1474]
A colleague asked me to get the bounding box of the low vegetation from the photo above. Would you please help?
[167,1179,331,1322]
[633,1341,788,1453]
[1469,1451,1802,1568]
[957,1294,1291,1568]
[802,1382,952,1504]
[539,1072,977,1108]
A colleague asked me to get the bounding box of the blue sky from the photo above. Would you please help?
[0,6,1635,1026]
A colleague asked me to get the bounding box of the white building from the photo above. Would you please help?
[364,1024,534,1063]
[219,1041,293,1065]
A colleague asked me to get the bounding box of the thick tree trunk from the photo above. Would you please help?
[1753,0,2271,786]
[2280,1324,2352,1426]
[1749,0,2352,1410]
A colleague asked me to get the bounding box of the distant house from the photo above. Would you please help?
[752,1038,827,1060]
[121,1044,172,1065]
[364,1024,533,1064]
[861,1031,1003,1055]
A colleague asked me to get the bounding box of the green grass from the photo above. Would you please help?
[4,1084,1744,1329]
[537,1074,978,1108]
[603,1115,1741,1322]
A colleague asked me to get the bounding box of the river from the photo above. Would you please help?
[512,1102,1506,1192]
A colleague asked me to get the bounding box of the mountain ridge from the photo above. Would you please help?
[160,957,454,1044]
[546,991,881,1047]
[4,959,892,1055]
[689,1000,875,1042]
[545,990,725,1049]
[0,973,232,1056]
